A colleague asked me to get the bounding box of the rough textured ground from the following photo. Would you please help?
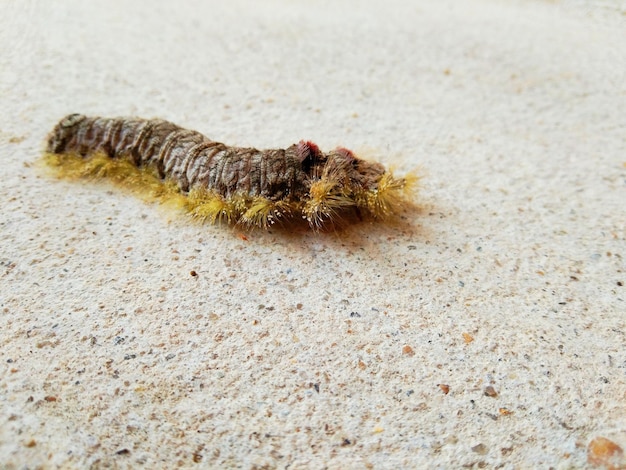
[1,0,625,468]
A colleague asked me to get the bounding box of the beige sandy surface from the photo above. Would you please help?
[1,0,625,468]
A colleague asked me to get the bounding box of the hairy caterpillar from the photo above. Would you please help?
[44,114,417,230]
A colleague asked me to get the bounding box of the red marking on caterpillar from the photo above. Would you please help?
[45,114,417,230]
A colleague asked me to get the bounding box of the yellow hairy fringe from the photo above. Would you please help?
[42,152,298,229]
[303,179,353,228]
[42,152,418,229]
[361,171,419,219]
[186,188,233,224]
[187,191,291,228]
[240,198,292,229]
[43,152,186,207]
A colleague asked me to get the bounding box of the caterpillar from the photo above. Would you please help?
[44,114,417,230]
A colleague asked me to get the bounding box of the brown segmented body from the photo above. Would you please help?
[45,114,413,229]
[47,114,315,199]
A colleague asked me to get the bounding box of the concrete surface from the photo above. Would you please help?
[1,0,625,468]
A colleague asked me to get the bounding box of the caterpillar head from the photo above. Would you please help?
[297,141,385,187]
[298,141,411,228]
[322,148,415,220]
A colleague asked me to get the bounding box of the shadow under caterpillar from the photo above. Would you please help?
[44,114,418,230]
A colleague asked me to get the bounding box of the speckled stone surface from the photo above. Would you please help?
[1,1,625,468]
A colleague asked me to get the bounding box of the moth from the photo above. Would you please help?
[45,114,417,230]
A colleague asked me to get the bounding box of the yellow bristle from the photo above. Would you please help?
[186,188,231,224]
[94,157,137,181]
[240,197,293,228]
[402,172,420,197]
[42,152,104,179]
[304,179,354,229]
[365,172,418,218]
[240,197,273,228]
[43,151,161,195]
